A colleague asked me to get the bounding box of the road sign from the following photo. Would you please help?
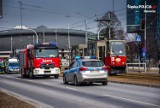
[135,35,141,42]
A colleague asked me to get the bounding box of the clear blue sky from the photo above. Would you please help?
[0,0,126,33]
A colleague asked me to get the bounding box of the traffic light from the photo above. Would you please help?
[140,19,145,30]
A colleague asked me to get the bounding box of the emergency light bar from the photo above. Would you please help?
[74,56,96,60]
[34,42,58,48]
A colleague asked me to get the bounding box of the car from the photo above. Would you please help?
[63,56,108,86]
[6,61,20,73]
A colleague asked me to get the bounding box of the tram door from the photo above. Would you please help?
[97,41,106,62]
[98,46,105,62]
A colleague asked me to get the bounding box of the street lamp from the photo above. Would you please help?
[19,0,23,28]
[14,26,38,43]
[96,18,112,40]
[76,12,88,43]
[97,26,106,40]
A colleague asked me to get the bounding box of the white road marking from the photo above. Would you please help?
[66,87,78,91]
[103,94,160,107]
[42,82,53,86]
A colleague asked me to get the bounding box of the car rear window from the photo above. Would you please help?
[82,61,104,67]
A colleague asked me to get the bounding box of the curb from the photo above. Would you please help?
[108,80,160,88]
[0,88,53,108]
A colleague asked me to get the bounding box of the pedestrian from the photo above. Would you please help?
[158,60,160,74]
[3,59,7,74]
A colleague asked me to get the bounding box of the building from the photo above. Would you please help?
[0,25,95,58]
[127,0,160,65]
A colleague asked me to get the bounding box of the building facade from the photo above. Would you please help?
[0,26,96,58]
[127,0,160,64]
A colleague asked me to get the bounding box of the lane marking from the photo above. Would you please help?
[66,87,78,91]
[42,82,53,86]
[103,94,160,107]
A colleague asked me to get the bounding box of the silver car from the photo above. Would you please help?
[63,57,108,86]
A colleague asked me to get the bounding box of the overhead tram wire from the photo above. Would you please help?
[5,4,70,16]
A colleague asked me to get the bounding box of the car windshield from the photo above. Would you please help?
[9,62,19,66]
[82,61,104,67]
[35,49,58,58]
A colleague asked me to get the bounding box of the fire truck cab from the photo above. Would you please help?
[19,42,61,79]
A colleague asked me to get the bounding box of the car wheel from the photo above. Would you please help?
[63,75,68,84]
[74,76,79,86]
[102,81,108,86]
[54,75,59,79]
[29,72,34,79]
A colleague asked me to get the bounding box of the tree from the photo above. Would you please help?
[97,11,126,40]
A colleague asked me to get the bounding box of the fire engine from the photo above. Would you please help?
[19,42,61,78]
[71,39,127,75]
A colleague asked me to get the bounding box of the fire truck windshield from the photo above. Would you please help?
[35,49,58,58]
[110,41,126,56]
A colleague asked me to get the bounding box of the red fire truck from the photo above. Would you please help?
[71,40,127,75]
[19,42,61,78]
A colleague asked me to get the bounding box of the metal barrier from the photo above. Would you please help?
[126,63,146,73]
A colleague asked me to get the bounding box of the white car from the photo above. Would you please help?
[63,56,108,86]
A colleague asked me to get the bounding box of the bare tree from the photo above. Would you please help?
[98,11,126,40]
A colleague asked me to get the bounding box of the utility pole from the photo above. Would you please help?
[85,19,88,43]
[68,25,71,64]
[55,28,58,42]
[19,0,23,28]
[144,1,147,63]
[11,36,13,51]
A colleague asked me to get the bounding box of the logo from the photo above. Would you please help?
[127,4,156,13]
[42,60,52,62]
[116,58,121,62]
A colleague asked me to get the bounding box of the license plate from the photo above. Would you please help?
[91,71,99,73]
[44,70,51,73]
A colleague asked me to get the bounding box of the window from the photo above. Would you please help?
[35,48,58,58]
[110,41,126,56]
[82,61,104,67]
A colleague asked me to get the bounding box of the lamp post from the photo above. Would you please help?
[14,26,38,43]
[19,0,23,28]
[11,36,13,51]
[65,16,71,64]
[96,18,111,40]
[144,1,147,63]
[76,12,88,43]
[97,26,106,40]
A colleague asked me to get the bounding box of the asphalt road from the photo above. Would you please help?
[0,74,160,108]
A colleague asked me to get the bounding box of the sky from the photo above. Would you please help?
[0,0,126,33]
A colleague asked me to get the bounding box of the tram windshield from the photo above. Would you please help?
[109,41,126,56]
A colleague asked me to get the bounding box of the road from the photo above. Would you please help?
[0,74,160,108]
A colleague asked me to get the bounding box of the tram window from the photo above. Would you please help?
[110,41,126,56]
